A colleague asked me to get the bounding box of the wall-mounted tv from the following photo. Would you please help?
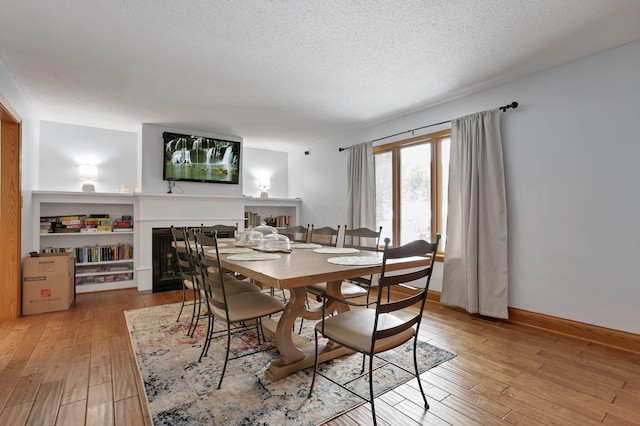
[163,132,240,184]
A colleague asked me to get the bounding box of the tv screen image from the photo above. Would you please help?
[163,132,240,184]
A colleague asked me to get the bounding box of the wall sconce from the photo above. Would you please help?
[79,164,97,192]
[258,176,270,198]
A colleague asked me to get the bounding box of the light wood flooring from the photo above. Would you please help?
[1,288,639,425]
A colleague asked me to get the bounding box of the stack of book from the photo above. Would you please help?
[54,215,86,233]
[40,216,59,234]
[113,215,133,232]
[81,215,113,233]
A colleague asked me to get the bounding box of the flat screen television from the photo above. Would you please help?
[163,132,240,184]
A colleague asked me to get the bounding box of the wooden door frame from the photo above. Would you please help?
[0,101,22,321]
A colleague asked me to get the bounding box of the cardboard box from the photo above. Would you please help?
[22,252,75,316]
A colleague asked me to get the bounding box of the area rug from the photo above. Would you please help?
[125,302,455,425]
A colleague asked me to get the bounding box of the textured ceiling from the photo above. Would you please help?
[1,0,639,151]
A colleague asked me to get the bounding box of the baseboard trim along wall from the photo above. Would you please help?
[400,287,640,354]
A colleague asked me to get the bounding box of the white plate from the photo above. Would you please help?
[290,243,323,249]
[227,253,282,261]
[193,243,227,248]
[312,247,359,254]
[327,256,382,266]
[207,247,252,255]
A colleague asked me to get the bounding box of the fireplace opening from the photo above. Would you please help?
[152,227,182,292]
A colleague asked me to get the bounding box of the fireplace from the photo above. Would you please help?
[152,227,182,292]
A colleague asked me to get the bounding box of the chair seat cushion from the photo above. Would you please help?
[184,278,195,291]
[316,309,415,354]
[211,292,284,322]
[208,278,262,300]
[307,281,369,297]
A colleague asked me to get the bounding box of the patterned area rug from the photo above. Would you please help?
[125,302,455,425]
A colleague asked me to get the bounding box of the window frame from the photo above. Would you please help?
[373,129,450,261]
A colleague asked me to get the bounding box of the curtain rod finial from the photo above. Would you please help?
[500,101,519,112]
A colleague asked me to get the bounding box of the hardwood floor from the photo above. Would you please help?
[1,288,639,425]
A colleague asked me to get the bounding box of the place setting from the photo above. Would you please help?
[207,247,252,255]
[326,255,383,266]
[312,247,360,254]
[289,242,323,249]
[227,252,282,261]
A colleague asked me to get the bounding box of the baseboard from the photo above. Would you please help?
[506,307,640,354]
[397,287,640,354]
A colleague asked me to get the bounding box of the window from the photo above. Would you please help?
[374,129,450,257]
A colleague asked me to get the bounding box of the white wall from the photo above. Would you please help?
[39,121,138,193]
[242,147,288,198]
[140,124,243,196]
[290,40,640,335]
[141,123,289,198]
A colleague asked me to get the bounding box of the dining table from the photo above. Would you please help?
[212,241,431,382]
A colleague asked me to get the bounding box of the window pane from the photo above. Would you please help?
[374,151,393,245]
[441,137,450,248]
[400,144,430,245]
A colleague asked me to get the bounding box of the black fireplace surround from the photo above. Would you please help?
[152,226,236,292]
[152,228,182,292]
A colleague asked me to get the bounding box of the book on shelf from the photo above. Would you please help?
[72,243,134,263]
[82,218,113,227]
[112,217,133,232]
[54,226,81,233]
[41,247,74,254]
[245,212,292,229]
[43,243,133,263]
[59,215,87,222]
[263,215,292,228]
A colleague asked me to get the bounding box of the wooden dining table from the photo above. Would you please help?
[215,244,430,382]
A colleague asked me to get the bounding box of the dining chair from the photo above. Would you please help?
[308,234,441,426]
[343,225,384,303]
[308,224,341,247]
[170,225,201,336]
[190,230,262,296]
[200,223,238,238]
[282,224,311,243]
[193,231,285,389]
[306,224,376,302]
[198,223,251,280]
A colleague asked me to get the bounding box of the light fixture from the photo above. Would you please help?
[258,176,270,198]
[79,164,97,192]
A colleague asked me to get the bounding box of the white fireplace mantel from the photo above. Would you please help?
[135,194,301,292]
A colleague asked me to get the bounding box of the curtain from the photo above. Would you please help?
[441,109,509,318]
[347,142,376,230]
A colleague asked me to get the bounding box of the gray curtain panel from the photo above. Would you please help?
[347,142,376,231]
[441,109,509,319]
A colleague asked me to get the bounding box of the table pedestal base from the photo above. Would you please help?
[261,317,353,382]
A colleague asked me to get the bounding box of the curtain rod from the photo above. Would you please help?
[338,101,518,151]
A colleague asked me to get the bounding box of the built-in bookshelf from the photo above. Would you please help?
[244,198,301,230]
[33,191,136,294]
[245,211,292,228]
